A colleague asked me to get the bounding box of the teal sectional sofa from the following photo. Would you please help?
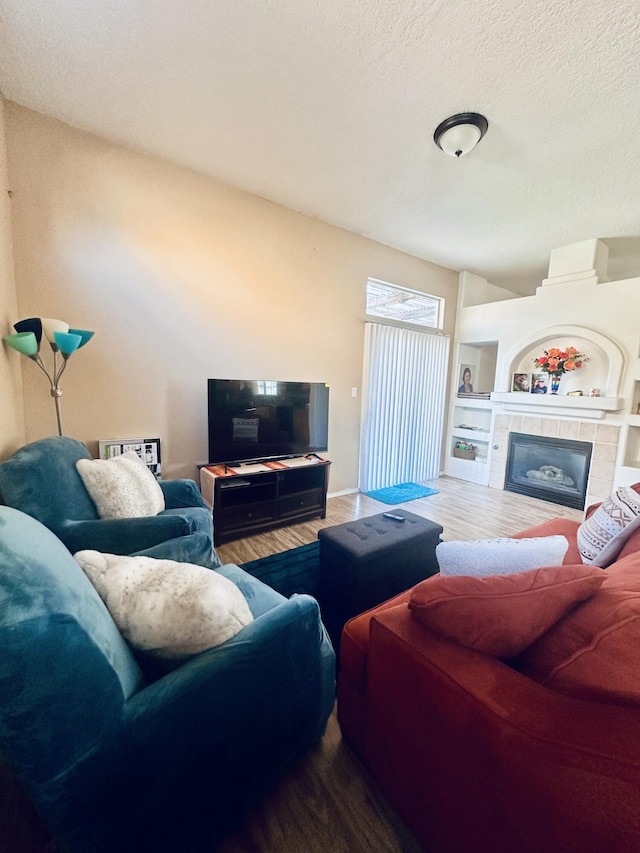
[0,436,217,563]
[0,506,335,852]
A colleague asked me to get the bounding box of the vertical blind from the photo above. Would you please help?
[359,322,450,492]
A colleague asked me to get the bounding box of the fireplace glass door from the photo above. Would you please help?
[504,432,592,510]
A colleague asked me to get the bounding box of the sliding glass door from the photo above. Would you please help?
[359,322,450,492]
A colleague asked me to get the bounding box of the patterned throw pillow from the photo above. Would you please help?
[76,451,165,519]
[576,486,640,566]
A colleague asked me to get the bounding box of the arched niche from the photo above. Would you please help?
[501,325,625,397]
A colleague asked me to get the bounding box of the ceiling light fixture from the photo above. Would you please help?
[434,112,488,158]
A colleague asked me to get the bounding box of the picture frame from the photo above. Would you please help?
[530,373,548,395]
[458,364,476,394]
[98,437,162,479]
[512,372,530,392]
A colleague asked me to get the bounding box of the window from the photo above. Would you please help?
[256,380,278,396]
[366,278,444,329]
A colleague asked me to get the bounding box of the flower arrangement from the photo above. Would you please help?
[533,346,588,376]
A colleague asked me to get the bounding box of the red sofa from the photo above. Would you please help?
[337,511,640,853]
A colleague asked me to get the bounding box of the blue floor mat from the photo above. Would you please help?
[364,482,439,505]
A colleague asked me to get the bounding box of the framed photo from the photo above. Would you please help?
[458,364,475,394]
[98,437,162,479]
[530,373,548,395]
[512,372,530,392]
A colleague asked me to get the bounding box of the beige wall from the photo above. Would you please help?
[0,98,25,458]
[5,102,458,491]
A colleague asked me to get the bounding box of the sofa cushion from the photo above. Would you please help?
[576,485,640,566]
[513,517,582,563]
[75,550,253,660]
[76,451,165,519]
[0,507,143,706]
[408,564,604,658]
[0,436,100,530]
[436,535,569,577]
[519,551,640,707]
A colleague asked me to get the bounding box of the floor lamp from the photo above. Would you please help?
[4,317,94,436]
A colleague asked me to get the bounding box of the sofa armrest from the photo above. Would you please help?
[60,515,194,555]
[123,594,335,843]
[362,605,640,852]
[131,532,218,567]
[159,478,209,510]
[126,593,334,740]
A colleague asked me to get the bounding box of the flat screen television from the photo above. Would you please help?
[207,379,329,464]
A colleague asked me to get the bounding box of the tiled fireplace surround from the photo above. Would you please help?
[489,414,619,506]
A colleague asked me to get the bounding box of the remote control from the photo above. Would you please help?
[383,512,405,522]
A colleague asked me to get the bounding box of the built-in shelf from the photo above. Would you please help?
[454,396,493,407]
[624,424,640,469]
[490,392,623,419]
[447,372,495,485]
[624,384,640,469]
[451,427,490,440]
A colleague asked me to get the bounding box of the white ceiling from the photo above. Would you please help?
[1,0,640,294]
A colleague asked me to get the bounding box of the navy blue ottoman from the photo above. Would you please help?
[318,510,443,630]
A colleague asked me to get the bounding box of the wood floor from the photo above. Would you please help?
[216,476,583,852]
[216,474,582,565]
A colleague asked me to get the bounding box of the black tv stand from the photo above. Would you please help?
[201,457,331,546]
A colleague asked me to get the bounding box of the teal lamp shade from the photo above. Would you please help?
[13,318,43,345]
[53,331,82,356]
[42,318,70,350]
[68,328,95,348]
[4,316,95,437]
[4,332,39,357]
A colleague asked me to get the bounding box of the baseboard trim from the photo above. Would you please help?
[328,487,359,499]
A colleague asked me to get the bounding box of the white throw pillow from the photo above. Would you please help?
[576,486,640,566]
[75,550,254,659]
[436,536,569,578]
[76,451,165,519]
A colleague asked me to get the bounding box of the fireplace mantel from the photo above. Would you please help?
[490,392,623,420]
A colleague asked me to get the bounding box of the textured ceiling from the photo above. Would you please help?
[1,0,640,294]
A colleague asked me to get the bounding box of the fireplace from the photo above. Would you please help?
[504,432,592,510]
